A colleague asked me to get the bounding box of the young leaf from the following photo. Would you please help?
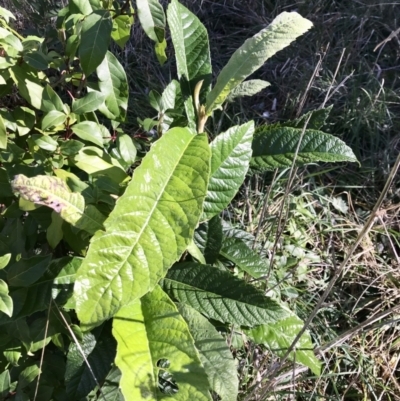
[11,174,104,234]
[205,12,313,114]
[251,126,358,171]
[96,51,128,120]
[79,10,113,76]
[72,91,105,114]
[227,79,270,102]
[113,285,212,401]
[162,262,291,327]
[178,303,238,401]
[193,215,223,264]
[203,121,254,220]
[112,15,133,49]
[248,315,321,376]
[221,237,268,278]
[74,128,210,329]
[0,279,13,317]
[0,254,11,270]
[117,133,137,165]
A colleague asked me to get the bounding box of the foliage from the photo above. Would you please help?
[0,0,358,399]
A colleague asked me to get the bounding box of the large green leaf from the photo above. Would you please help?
[248,315,321,376]
[205,12,313,114]
[11,174,105,235]
[74,128,210,329]
[220,237,268,278]
[178,303,238,401]
[96,51,128,120]
[79,10,112,76]
[162,263,291,327]
[251,126,358,171]
[203,121,254,220]
[113,285,212,401]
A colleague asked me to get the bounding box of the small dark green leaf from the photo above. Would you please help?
[72,91,105,114]
[79,10,113,76]
[7,254,52,288]
[194,215,223,264]
[24,50,49,70]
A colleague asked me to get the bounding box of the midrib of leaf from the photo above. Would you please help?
[87,138,195,322]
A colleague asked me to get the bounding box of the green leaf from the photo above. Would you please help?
[70,0,93,15]
[0,279,13,317]
[65,323,116,400]
[79,10,113,76]
[248,315,321,376]
[186,240,206,264]
[0,370,10,399]
[284,106,333,130]
[72,91,105,114]
[0,6,15,23]
[101,366,124,400]
[0,254,11,269]
[24,50,49,70]
[250,126,358,171]
[116,133,136,165]
[205,12,313,114]
[42,84,65,113]
[0,114,6,149]
[113,285,212,401]
[112,14,133,49]
[72,147,128,184]
[12,106,36,136]
[31,134,58,152]
[0,168,12,198]
[47,211,64,249]
[178,303,238,401]
[167,0,211,89]
[203,121,254,220]
[162,262,291,327]
[96,51,128,120]
[227,79,270,102]
[71,121,104,147]
[221,237,268,278]
[74,128,210,329]
[137,0,166,42]
[11,174,105,235]
[193,215,223,264]
[155,39,167,65]
[41,110,67,131]
[7,254,52,288]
